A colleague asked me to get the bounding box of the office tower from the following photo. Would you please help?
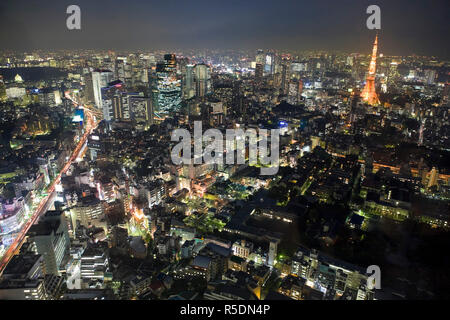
[88,133,103,161]
[84,73,95,103]
[115,57,126,82]
[267,240,277,267]
[255,63,263,81]
[0,278,46,300]
[155,54,182,112]
[287,79,303,105]
[194,63,211,98]
[232,80,245,118]
[163,53,177,72]
[70,195,104,234]
[80,242,110,289]
[92,69,113,109]
[183,64,195,99]
[100,80,127,121]
[0,253,44,280]
[387,61,400,87]
[0,252,47,300]
[361,35,380,105]
[27,210,70,275]
[38,88,61,107]
[264,52,275,75]
[115,56,133,84]
[441,83,450,106]
[177,57,189,75]
[255,49,265,65]
[281,61,291,95]
[129,95,154,127]
[112,94,127,120]
[424,69,437,85]
[0,250,56,300]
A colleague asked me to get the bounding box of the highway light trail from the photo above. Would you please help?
[0,93,98,275]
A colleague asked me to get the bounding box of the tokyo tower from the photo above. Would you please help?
[361,34,380,105]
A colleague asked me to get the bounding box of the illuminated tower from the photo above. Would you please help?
[361,35,380,105]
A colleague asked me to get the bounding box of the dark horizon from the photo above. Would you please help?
[0,0,449,58]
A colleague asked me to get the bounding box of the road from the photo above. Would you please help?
[0,93,99,275]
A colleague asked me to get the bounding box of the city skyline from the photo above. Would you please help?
[0,0,449,304]
[0,0,449,58]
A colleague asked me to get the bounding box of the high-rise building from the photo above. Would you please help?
[115,57,127,82]
[154,54,182,112]
[0,252,47,300]
[441,83,450,106]
[183,64,195,99]
[80,242,110,289]
[100,80,127,121]
[268,240,277,267]
[194,63,211,98]
[287,79,303,105]
[281,61,291,95]
[84,73,95,104]
[0,278,46,300]
[88,133,104,161]
[424,69,437,85]
[27,210,70,275]
[70,195,104,234]
[129,95,154,127]
[255,49,265,65]
[264,52,275,75]
[361,35,380,105]
[92,69,113,109]
[255,63,263,81]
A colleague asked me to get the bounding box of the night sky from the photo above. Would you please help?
[0,0,448,57]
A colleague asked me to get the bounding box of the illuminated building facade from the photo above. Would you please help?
[80,243,110,288]
[129,95,154,127]
[92,69,113,110]
[183,64,195,99]
[155,54,182,113]
[194,63,211,97]
[27,211,70,275]
[0,197,26,235]
[101,80,127,121]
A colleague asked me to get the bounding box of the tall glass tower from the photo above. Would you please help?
[155,54,181,113]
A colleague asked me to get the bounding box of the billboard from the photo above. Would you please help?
[72,108,84,124]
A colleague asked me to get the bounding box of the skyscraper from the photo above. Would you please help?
[155,54,182,112]
[255,49,265,66]
[27,210,70,275]
[100,80,127,121]
[255,63,263,81]
[84,73,95,104]
[183,64,195,99]
[194,63,211,98]
[115,57,127,82]
[92,69,113,109]
[268,240,277,267]
[264,52,275,75]
[281,60,291,95]
[129,95,154,127]
[361,35,380,105]
[287,79,303,105]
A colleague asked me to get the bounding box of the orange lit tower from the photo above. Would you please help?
[361,34,380,105]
